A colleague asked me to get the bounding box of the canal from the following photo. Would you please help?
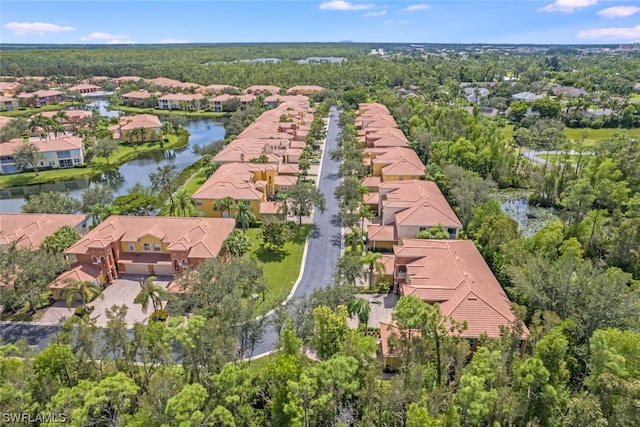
[0,105,225,213]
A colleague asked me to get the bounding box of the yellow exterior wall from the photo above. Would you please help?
[194,198,262,219]
[383,174,422,181]
[120,236,169,253]
[368,240,396,251]
[123,128,160,143]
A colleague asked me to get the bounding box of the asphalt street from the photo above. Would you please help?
[0,107,344,358]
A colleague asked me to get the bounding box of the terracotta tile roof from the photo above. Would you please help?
[243,85,281,95]
[380,180,461,228]
[361,176,382,189]
[277,163,300,175]
[17,90,63,99]
[0,136,83,157]
[368,224,397,242]
[359,102,390,115]
[369,135,408,148]
[40,110,92,121]
[393,239,528,339]
[0,116,16,128]
[147,77,201,90]
[364,191,380,206]
[66,216,235,259]
[192,162,270,200]
[200,84,239,93]
[122,89,153,99]
[115,76,143,83]
[0,213,87,249]
[50,264,101,289]
[113,113,162,130]
[68,84,101,92]
[0,96,17,102]
[287,85,324,94]
[379,322,421,356]
[260,201,282,215]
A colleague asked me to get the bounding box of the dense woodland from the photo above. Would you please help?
[1,45,639,426]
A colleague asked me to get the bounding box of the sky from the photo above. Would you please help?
[1,0,639,45]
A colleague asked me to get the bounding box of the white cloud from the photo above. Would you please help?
[3,22,75,36]
[106,40,135,44]
[539,0,597,13]
[160,38,189,43]
[381,19,409,26]
[578,24,640,40]
[403,4,430,12]
[319,1,373,11]
[598,6,640,19]
[364,8,387,17]
[80,32,129,41]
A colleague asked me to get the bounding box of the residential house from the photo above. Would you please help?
[0,136,85,174]
[0,82,20,97]
[158,93,204,110]
[114,76,143,87]
[17,90,64,107]
[263,94,309,108]
[122,89,154,107]
[147,77,201,91]
[367,147,426,181]
[0,213,88,250]
[512,92,542,102]
[287,85,324,95]
[367,180,461,251]
[242,85,281,95]
[109,114,162,142]
[199,84,239,95]
[40,110,93,130]
[68,84,101,94]
[58,216,236,294]
[464,87,490,103]
[210,94,256,112]
[0,96,18,111]
[379,239,529,369]
[0,116,15,130]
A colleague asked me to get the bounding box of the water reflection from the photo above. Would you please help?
[0,113,226,213]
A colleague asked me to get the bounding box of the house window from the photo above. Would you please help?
[128,243,135,251]
[447,228,457,239]
[153,243,161,252]
[73,158,80,163]
[196,199,202,206]
[91,256,98,264]
[181,259,188,266]
[280,186,288,191]
[49,161,55,166]
[143,243,150,252]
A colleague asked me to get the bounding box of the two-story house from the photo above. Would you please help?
[54,216,236,298]
[0,96,19,111]
[0,136,85,175]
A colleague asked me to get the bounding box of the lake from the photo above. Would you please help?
[0,107,225,213]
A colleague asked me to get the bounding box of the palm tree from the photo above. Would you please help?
[348,297,371,328]
[137,275,166,314]
[213,196,236,218]
[361,251,386,287]
[358,204,374,233]
[54,110,70,125]
[234,200,256,230]
[276,192,289,221]
[28,114,48,140]
[127,127,141,143]
[160,122,174,140]
[174,190,194,216]
[51,121,66,139]
[63,280,102,315]
[346,227,365,254]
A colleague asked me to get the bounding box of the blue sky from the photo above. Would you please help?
[1,1,639,44]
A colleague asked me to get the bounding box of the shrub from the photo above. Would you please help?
[150,309,168,322]
[74,305,95,317]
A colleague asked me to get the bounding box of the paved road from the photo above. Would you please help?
[1,108,344,357]
[521,149,585,169]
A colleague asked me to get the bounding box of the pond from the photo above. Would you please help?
[0,107,225,213]
[493,190,559,237]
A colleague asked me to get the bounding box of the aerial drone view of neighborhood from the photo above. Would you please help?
[0,0,639,425]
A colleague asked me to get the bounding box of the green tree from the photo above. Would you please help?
[260,220,292,251]
[149,164,178,208]
[416,224,450,239]
[234,200,256,230]
[456,347,501,426]
[287,182,326,225]
[508,101,529,123]
[361,251,385,287]
[136,275,166,315]
[311,305,350,360]
[347,297,370,327]
[223,229,252,258]
[334,253,366,286]
[91,137,118,165]
[41,225,81,254]
[174,189,194,217]
[81,183,114,225]
[12,141,42,175]
[22,191,81,214]
[213,196,236,218]
[164,383,208,427]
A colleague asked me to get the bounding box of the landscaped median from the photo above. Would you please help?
[0,130,189,189]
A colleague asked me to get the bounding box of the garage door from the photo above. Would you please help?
[123,264,149,275]
[154,264,174,276]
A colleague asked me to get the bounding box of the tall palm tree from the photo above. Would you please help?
[51,121,66,139]
[174,190,194,216]
[361,252,386,287]
[54,110,70,125]
[358,204,374,233]
[348,297,371,328]
[28,114,48,141]
[276,192,290,221]
[63,280,102,314]
[234,200,256,230]
[213,196,236,218]
[160,122,174,140]
[137,276,166,314]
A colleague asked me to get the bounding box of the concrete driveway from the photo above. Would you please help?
[36,275,171,327]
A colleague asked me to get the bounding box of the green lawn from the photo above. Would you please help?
[114,105,230,118]
[502,124,514,141]
[564,127,640,141]
[245,225,311,316]
[0,133,187,189]
[182,168,209,196]
[0,103,78,117]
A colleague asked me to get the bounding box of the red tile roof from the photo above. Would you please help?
[0,213,87,249]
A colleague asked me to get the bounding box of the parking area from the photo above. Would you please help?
[36,275,172,327]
